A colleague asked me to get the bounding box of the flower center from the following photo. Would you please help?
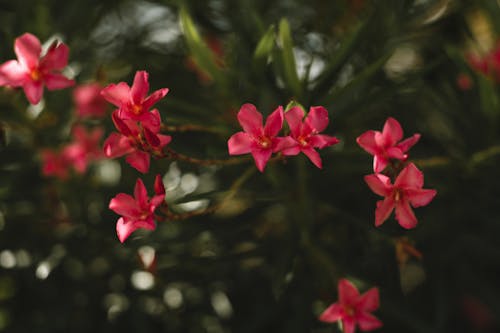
[131,104,142,115]
[258,136,272,149]
[343,305,355,316]
[30,69,41,81]
[394,188,402,202]
[297,136,308,147]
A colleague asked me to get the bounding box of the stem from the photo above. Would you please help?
[158,147,250,166]
[161,123,226,135]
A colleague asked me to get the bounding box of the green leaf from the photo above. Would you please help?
[253,25,275,67]
[278,18,301,99]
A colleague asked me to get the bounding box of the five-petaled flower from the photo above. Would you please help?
[227,103,293,172]
[281,106,339,168]
[0,33,75,104]
[356,117,420,173]
[109,175,166,243]
[73,82,107,118]
[319,279,382,333]
[100,70,169,130]
[364,163,436,229]
[63,125,103,174]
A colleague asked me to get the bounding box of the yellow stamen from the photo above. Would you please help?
[30,69,41,81]
[132,104,142,115]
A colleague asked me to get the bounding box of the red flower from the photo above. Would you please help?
[40,149,70,179]
[319,279,382,333]
[0,33,74,104]
[281,106,339,168]
[63,125,103,174]
[103,110,171,173]
[100,70,168,129]
[109,175,165,243]
[73,83,107,118]
[364,163,436,229]
[467,43,500,82]
[227,103,293,172]
[356,117,420,173]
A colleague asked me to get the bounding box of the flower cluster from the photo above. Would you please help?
[467,42,500,82]
[227,103,339,171]
[357,117,436,229]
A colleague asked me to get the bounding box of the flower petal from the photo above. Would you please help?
[338,279,360,306]
[364,174,392,197]
[142,88,169,111]
[308,134,339,149]
[284,106,304,137]
[394,163,423,189]
[264,106,284,137]
[342,316,356,333]
[373,155,389,173]
[40,42,69,70]
[356,131,379,156]
[228,132,253,155]
[375,197,395,227]
[237,103,263,136]
[139,110,162,132]
[407,189,436,208]
[126,150,150,173]
[0,60,26,86]
[44,73,75,90]
[305,106,329,132]
[357,312,383,331]
[385,147,405,160]
[302,147,323,168]
[131,71,149,104]
[103,133,134,158]
[154,174,166,196]
[318,303,343,323]
[251,148,272,172]
[116,217,153,243]
[14,33,41,70]
[382,117,403,147]
[395,199,418,229]
[23,80,44,104]
[109,193,141,217]
[397,133,420,153]
[101,82,131,107]
[134,178,149,209]
[356,288,379,312]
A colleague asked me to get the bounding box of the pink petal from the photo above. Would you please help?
[138,110,161,132]
[395,199,418,229]
[394,163,423,189]
[251,148,272,172]
[356,131,379,156]
[14,33,41,70]
[131,71,149,104]
[284,106,304,137]
[342,316,356,333]
[274,136,297,153]
[157,134,172,148]
[373,155,389,173]
[116,217,152,243]
[238,103,263,136]
[142,88,169,111]
[364,174,392,197]
[407,189,436,208]
[150,194,165,209]
[356,288,379,312]
[375,197,395,227]
[101,82,131,107]
[144,127,160,147]
[154,174,166,196]
[134,178,149,209]
[305,106,329,132]
[126,150,150,173]
[396,133,420,153]
[264,106,284,137]
[382,117,403,147]
[0,60,26,86]
[40,42,69,70]
[356,312,383,331]
[103,133,134,158]
[23,80,44,104]
[228,132,253,155]
[338,279,360,306]
[385,147,405,160]
[318,303,343,323]
[109,193,141,217]
[308,134,339,149]
[112,110,133,136]
[44,73,75,90]
[302,147,323,168]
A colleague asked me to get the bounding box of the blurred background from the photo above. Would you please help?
[0,0,500,332]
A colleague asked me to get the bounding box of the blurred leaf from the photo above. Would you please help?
[277,18,301,99]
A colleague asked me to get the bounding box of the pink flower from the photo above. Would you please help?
[103,110,171,173]
[364,163,436,229]
[0,33,74,104]
[356,117,420,173]
[40,149,70,179]
[227,103,292,172]
[319,279,382,333]
[100,70,168,129]
[62,125,103,174]
[281,106,339,168]
[109,175,166,243]
[467,43,500,82]
[73,83,107,117]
